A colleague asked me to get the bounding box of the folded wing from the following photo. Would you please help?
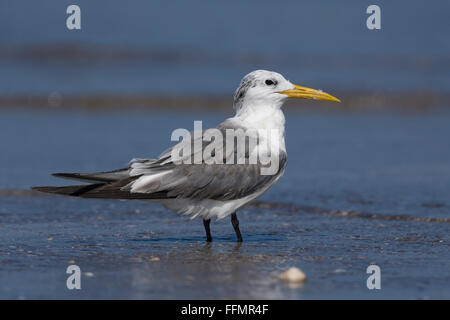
[33,120,286,201]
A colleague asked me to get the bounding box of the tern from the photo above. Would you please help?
[33,70,340,242]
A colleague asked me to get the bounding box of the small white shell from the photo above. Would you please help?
[279,267,307,283]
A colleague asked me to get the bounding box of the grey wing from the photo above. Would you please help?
[52,167,132,183]
[124,120,287,200]
[40,119,286,201]
[126,163,283,200]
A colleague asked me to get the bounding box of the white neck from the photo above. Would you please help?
[233,102,286,152]
[235,102,285,131]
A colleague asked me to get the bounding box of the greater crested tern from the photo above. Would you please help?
[33,70,340,242]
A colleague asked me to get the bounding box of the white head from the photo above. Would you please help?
[233,70,340,114]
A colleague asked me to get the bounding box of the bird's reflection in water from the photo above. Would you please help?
[128,239,291,299]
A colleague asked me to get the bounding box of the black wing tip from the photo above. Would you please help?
[32,186,63,194]
[52,170,129,183]
[52,172,77,178]
[32,186,50,191]
[31,184,104,196]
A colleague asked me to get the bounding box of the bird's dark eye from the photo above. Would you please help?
[265,79,276,86]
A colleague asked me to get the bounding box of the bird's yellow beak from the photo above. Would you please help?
[279,84,341,103]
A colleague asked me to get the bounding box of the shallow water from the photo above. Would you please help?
[0,108,449,299]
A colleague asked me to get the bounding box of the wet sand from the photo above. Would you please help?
[0,193,448,299]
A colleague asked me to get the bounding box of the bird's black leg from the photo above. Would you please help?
[231,212,243,242]
[203,219,212,242]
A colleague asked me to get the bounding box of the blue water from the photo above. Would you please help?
[1,0,450,95]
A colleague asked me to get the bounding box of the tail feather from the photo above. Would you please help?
[32,175,172,200]
[52,168,129,183]
[32,184,105,196]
